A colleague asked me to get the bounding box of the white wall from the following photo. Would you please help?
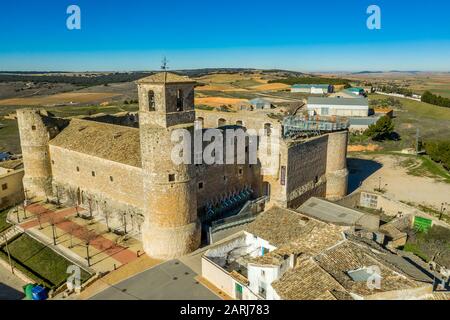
[308,104,369,117]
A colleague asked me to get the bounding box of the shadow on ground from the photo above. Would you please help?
[347,157,383,194]
[0,283,25,300]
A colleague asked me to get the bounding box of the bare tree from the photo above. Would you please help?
[54,185,62,208]
[122,212,128,234]
[80,229,98,267]
[48,215,61,246]
[65,220,80,249]
[87,197,94,219]
[35,208,45,230]
[66,187,80,216]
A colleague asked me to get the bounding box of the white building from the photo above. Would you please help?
[291,84,333,94]
[201,206,436,300]
[307,97,369,117]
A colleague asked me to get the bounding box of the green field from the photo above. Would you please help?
[0,233,91,289]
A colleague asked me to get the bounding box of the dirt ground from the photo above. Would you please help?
[349,153,450,210]
[194,96,248,107]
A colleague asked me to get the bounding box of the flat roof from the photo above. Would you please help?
[308,97,368,106]
[292,84,329,89]
[297,197,368,226]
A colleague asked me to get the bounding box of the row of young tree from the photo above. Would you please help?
[375,85,414,97]
[421,91,450,108]
[424,140,450,171]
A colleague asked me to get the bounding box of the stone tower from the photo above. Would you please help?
[17,109,54,199]
[138,72,201,259]
[325,130,349,200]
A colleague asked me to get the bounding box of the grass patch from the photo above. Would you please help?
[402,243,430,262]
[402,225,450,266]
[0,208,11,233]
[398,154,450,183]
[0,233,91,289]
[365,94,450,152]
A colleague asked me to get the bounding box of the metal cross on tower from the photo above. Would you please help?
[161,56,169,83]
[161,56,169,71]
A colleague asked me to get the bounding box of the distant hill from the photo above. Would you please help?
[0,68,307,87]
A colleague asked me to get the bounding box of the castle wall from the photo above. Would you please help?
[325,131,349,200]
[16,109,53,198]
[196,163,261,209]
[284,135,328,208]
[49,145,144,209]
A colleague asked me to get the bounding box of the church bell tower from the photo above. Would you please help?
[137,71,200,259]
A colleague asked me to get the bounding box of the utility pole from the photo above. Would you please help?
[439,203,447,221]
[2,234,14,274]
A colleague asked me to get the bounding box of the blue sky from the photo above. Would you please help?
[0,0,449,71]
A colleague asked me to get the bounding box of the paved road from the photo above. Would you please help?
[90,259,219,300]
[0,264,25,300]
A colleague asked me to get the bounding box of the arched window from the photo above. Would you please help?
[195,117,204,129]
[264,123,272,136]
[176,89,184,111]
[218,118,226,127]
[148,91,155,111]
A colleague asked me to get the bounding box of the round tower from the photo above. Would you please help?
[16,109,53,199]
[138,72,200,259]
[325,130,349,200]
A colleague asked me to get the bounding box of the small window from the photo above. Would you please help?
[1,183,7,191]
[218,118,226,127]
[169,174,175,182]
[91,171,96,177]
[31,125,36,131]
[223,176,227,181]
[198,182,204,189]
[76,166,80,172]
[176,89,184,111]
[51,160,55,165]
[110,176,114,182]
[314,176,319,183]
[264,123,272,136]
[238,168,243,176]
[148,91,155,111]
[261,270,265,277]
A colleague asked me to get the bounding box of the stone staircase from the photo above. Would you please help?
[0,226,23,246]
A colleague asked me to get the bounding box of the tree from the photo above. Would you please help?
[81,229,98,267]
[365,116,395,141]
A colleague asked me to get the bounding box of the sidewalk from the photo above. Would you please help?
[19,202,142,273]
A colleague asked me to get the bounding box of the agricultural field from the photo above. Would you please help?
[0,92,122,107]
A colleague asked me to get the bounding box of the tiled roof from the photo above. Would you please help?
[314,241,423,297]
[136,72,195,84]
[246,206,346,266]
[49,119,141,167]
[272,258,350,300]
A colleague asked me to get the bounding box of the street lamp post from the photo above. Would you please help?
[439,202,447,221]
[2,234,14,274]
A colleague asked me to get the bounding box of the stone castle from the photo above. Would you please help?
[16,72,348,259]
